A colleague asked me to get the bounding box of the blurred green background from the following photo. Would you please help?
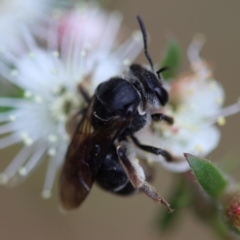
[0,0,240,239]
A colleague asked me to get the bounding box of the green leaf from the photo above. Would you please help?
[158,176,192,231]
[161,39,181,81]
[184,153,228,199]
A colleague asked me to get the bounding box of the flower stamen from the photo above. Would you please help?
[0,173,9,185]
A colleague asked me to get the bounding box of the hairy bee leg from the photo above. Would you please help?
[116,144,173,212]
[140,183,173,213]
[131,135,173,161]
[139,160,155,183]
[151,113,174,125]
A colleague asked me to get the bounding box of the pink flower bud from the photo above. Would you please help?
[224,191,240,232]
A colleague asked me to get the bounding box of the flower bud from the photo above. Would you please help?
[223,190,240,233]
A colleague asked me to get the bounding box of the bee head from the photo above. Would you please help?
[134,16,169,108]
[130,64,169,108]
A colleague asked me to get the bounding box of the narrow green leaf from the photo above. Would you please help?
[161,39,181,81]
[184,153,228,199]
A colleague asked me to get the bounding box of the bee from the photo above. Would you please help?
[60,16,174,213]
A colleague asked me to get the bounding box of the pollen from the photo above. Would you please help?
[21,132,33,146]
[18,167,28,176]
[195,144,204,154]
[58,115,67,122]
[209,80,217,89]
[190,126,198,131]
[34,95,43,103]
[28,52,34,58]
[146,159,154,165]
[215,97,223,105]
[24,138,33,146]
[24,91,33,98]
[134,158,139,164]
[52,51,59,58]
[0,173,8,185]
[48,148,56,156]
[132,30,142,42]
[41,190,52,199]
[162,130,172,138]
[217,116,226,126]
[52,85,62,95]
[80,50,86,57]
[123,58,130,66]
[52,8,62,19]
[9,115,16,121]
[48,134,58,143]
[10,69,18,76]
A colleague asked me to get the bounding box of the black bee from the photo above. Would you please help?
[60,16,174,212]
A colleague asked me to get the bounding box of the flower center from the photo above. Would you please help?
[50,85,83,123]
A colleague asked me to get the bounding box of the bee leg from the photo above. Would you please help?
[151,113,174,125]
[140,160,155,183]
[116,143,173,213]
[131,135,173,161]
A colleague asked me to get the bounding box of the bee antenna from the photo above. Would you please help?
[137,16,154,72]
[156,66,169,79]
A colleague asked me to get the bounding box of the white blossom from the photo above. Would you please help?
[0,0,52,55]
[136,34,240,173]
[0,5,142,198]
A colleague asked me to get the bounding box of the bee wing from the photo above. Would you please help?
[60,97,132,210]
[59,99,94,210]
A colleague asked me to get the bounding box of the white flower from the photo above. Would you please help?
[136,34,240,173]
[54,5,143,92]
[0,0,52,55]
[0,5,142,198]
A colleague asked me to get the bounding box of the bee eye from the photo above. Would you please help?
[154,87,169,106]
